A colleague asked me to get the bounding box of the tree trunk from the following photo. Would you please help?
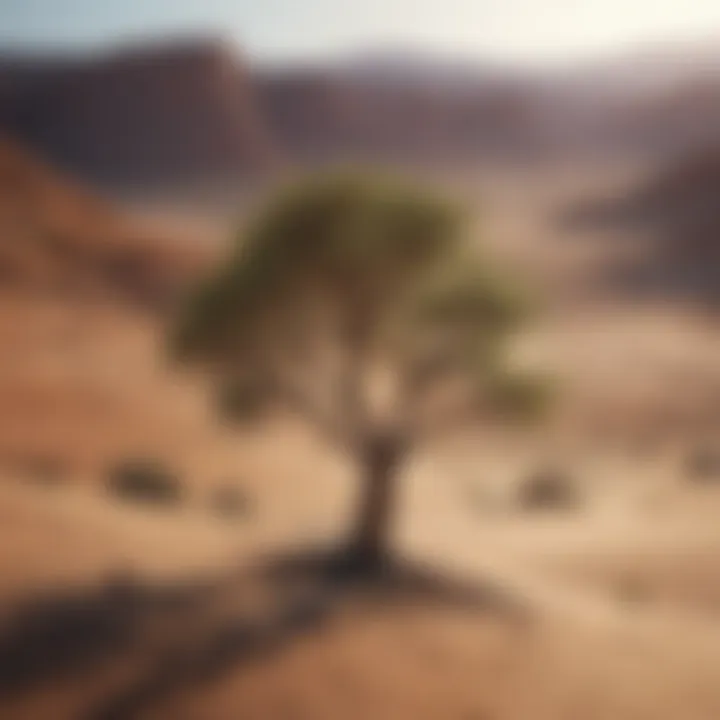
[346,430,406,571]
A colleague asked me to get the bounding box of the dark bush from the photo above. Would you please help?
[617,575,652,607]
[107,459,183,507]
[4,452,67,487]
[685,446,720,483]
[215,381,268,425]
[209,484,252,520]
[464,483,503,515]
[517,467,580,512]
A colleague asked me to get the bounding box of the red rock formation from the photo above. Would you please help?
[0,40,279,189]
[0,134,204,307]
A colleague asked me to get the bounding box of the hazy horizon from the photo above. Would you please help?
[1,0,720,69]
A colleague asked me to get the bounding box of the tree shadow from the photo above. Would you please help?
[0,547,533,720]
[258,545,532,618]
[0,571,217,698]
[89,548,532,719]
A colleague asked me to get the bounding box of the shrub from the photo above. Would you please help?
[617,575,652,607]
[517,467,580,511]
[107,459,183,507]
[215,381,268,425]
[464,482,504,515]
[5,452,67,486]
[209,484,252,520]
[30,459,66,486]
[685,446,720,483]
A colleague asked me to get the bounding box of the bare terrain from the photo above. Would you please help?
[1,159,720,719]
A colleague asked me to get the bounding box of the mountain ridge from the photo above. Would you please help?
[2,35,720,189]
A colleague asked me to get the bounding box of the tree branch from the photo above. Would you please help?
[393,338,469,432]
[260,331,357,453]
[405,388,485,443]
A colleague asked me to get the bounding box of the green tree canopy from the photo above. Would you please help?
[171,173,549,569]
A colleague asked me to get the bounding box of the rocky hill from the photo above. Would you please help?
[0,134,204,307]
[3,37,720,190]
[0,40,279,190]
[257,67,545,166]
[0,39,552,188]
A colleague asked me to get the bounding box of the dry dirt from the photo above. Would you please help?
[1,163,720,719]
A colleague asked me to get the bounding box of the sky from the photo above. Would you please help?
[1,0,720,65]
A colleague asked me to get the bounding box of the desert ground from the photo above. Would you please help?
[2,161,720,719]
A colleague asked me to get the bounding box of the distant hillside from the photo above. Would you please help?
[0,134,204,307]
[605,80,720,157]
[257,67,545,167]
[0,40,279,190]
[3,36,720,191]
[631,147,720,268]
[566,144,720,308]
[0,39,549,185]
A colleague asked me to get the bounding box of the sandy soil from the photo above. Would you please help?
[1,163,720,719]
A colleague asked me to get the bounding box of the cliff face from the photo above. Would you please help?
[0,41,279,189]
[3,37,720,192]
[257,69,545,166]
[0,134,204,306]
[0,40,551,188]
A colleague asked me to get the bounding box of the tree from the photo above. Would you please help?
[171,174,549,572]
